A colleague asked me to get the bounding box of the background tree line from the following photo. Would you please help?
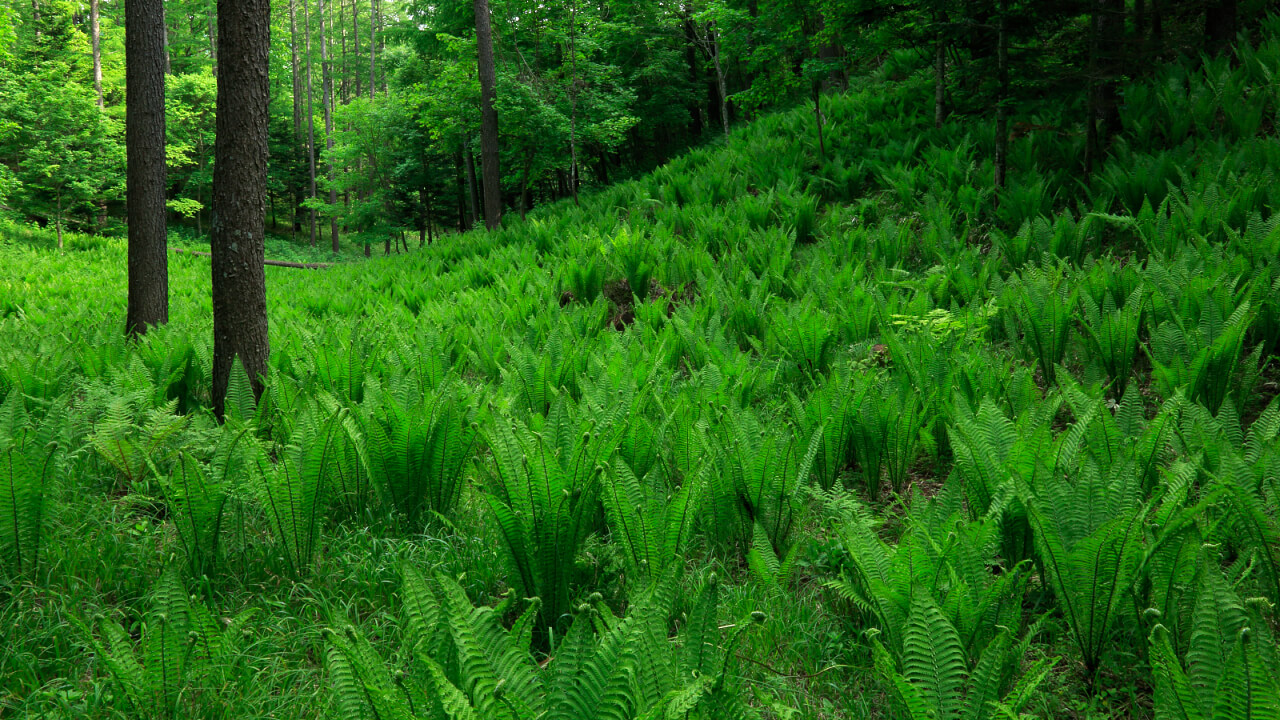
[0,0,1272,254]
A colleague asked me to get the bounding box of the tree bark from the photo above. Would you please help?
[351,0,361,98]
[208,0,218,76]
[289,0,303,234]
[303,0,319,246]
[211,0,271,420]
[1098,0,1123,140]
[933,11,947,128]
[369,0,376,100]
[993,0,1009,191]
[91,0,103,108]
[569,0,580,204]
[1205,0,1237,56]
[465,141,480,227]
[319,0,340,251]
[473,0,502,229]
[126,0,170,337]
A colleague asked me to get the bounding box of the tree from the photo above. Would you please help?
[125,0,170,336]
[1,72,124,247]
[473,0,501,229]
[210,0,271,420]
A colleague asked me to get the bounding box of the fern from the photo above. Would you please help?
[256,405,335,577]
[0,389,58,578]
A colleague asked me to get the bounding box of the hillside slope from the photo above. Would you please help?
[3,19,1280,720]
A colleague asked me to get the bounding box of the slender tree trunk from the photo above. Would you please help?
[351,0,361,98]
[702,22,730,138]
[682,6,703,138]
[813,87,825,160]
[211,0,271,420]
[569,0,580,204]
[994,0,1009,191]
[91,0,104,108]
[319,0,339,251]
[126,0,170,337]
[369,0,376,100]
[1205,0,1237,56]
[465,142,480,227]
[1098,0,1123,140]
[519,149,533,218]
[473,0,502,229]
[289,0,304,234]
[54,197,62,250]
[1085,4,1100,179]
[208,0,217,76]
[454,151,466,230]
[163,6,170,73]
[304,0,319,246]
[934,12,947,128]
[337,0,348,103]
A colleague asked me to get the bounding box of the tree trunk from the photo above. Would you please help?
[993,0,1009,191]
[465,141,480,228]
[569,0,580,204]
[1098,0,1123,140]
[473,0,502,229]
[934,13,946,128]
[126,0,170,337]
[519,149,533,219]
[704,22,730,138]
[351,0,361,98]
[91,0,103,108]
[813,87,825,160]
[454,151,466,230]
[1205,0,1237,56]
[369,0,376,100]
[211,0,271,420]
[289,0,303,234]
[304,0,319,246]
[208,0,218,76]
[319,0,339,252]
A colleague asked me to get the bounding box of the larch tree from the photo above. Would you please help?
[473,0,501,229]
[210,0,271,419]
[125,0,170,336]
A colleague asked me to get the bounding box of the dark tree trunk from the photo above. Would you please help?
[682,6,703,138]
[934,9,947,128]
[993,0,1009,191]
[465,143,480,227]
[519,149,533,219]
[125,0,170,337]
[211,0,271,420]
[91,0,103,108]
[319,0,339,251]
[1205,0,1237,56]
[1098,0,1124,140]
[303,0,319,246]
[454,151,466,230]
[473,0,502,229]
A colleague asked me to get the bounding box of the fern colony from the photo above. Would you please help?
[5,19,1280,720]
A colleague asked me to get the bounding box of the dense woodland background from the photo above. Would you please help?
[0,0,1269,250]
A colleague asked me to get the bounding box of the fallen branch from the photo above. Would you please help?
[172,247,332,269]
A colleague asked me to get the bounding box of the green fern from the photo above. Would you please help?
[0,389,59,578]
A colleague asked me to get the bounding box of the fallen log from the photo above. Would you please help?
[172,247,332,269]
